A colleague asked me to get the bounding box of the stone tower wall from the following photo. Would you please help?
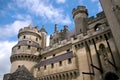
[10,26,42,73]
[72,6,88,35]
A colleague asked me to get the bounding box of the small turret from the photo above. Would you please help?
[39,26,47,49]
[11,24,42,73]
[54,24,58,33]
[50,35,53,46]
[72,6,88,35]
[64,25,68,32]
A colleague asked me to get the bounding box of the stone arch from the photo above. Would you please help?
[66,72,69,79]
[59,74,62,80]
[46,76,49,80]
[49,76,52,80]
[99,43,107,56]
[15,56,17,60]
[104,72,119,80]
[100,35,103,39]
[73,71,77,78]
[70,72,73,79]
[56,75,59,80]
[62,74,65,80]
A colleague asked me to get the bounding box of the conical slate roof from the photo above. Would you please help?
[8,66,36,80]
[40,26,47,33]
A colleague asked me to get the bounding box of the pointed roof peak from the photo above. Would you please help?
[40,25,47,33]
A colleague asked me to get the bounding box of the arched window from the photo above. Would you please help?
[94,23,102,31]
[104,72,119,80]
[23,35,26,39]
[36,38,38,41]
[99,44,107,57]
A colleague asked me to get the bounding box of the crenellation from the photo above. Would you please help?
[72,6,88,18]
[88,11,105,25]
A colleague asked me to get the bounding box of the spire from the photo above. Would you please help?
[64,25,68,31]
[40,25,47,33]
[55,24,58,32]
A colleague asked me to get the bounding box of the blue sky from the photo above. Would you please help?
[0,0,102,79]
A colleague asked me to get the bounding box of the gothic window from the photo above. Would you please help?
[23,35,26,39]
[94,23,102,31]
[68,58,72,64]
[38,67,40,71]
[44,65,46,70]
[36,38,38,41]
[99,44,107,57]
[37,48,39,51]
[28,45,31,49]
[80,29,82,33]
[59,61,62,66]
[18,46,20,49]
[51,63,54,68]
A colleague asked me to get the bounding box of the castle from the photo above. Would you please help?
[4,0,120,80]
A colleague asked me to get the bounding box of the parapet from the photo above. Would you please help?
[18,25,41,38]
[88,11,105,24]
[72,6,88,18]
[19,26,39,33]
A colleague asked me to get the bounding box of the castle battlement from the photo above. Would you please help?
[41,39,72,54]
[88,11,105,24]
[42,23,110,54]
[72,6,88,18]
[19,26,40,34]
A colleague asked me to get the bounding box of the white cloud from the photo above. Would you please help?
[12,14,31,20]
[0,19,31,40]
[56,0,66,4]
[0,41,17,80]
[15,0,71,25]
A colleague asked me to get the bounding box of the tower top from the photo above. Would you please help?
[40,25,47,33]
[72,6,88,18]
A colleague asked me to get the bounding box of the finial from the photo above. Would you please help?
[40,25,47,33]
[64,25,68,29]
[55,24,58,32]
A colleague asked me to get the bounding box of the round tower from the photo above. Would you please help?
[72,6,88,35]
[10,25,42,73]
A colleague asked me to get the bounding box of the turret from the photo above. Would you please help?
[72,6,88,35]
[10,24,45,73]
[54,24,58,33]
[39,25,47,49]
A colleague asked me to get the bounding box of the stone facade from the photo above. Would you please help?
[4,0,120,80]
